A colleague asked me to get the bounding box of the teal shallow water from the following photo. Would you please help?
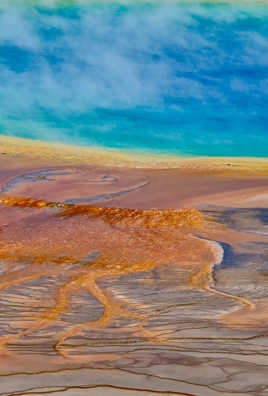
[0,1,267,157]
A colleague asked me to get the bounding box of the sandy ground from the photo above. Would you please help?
[1,135,268,210]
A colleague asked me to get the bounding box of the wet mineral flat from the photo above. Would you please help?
[0,149,268,396]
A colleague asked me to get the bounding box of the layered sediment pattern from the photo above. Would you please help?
[1,163,268,395]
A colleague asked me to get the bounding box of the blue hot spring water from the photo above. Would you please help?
[0,1,267,157]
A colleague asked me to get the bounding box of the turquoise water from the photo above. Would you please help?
[0,1,267,157]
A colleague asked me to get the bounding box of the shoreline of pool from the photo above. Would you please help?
[1,135,268,176]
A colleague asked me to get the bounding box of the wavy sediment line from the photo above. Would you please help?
[0,384,196,396]
[63,180,149,205]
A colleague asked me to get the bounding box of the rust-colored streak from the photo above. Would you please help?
[189,262,255,310]
[0,195,205,228]
[0,195,254,355]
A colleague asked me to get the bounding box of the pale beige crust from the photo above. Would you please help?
[1,134,268,175]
